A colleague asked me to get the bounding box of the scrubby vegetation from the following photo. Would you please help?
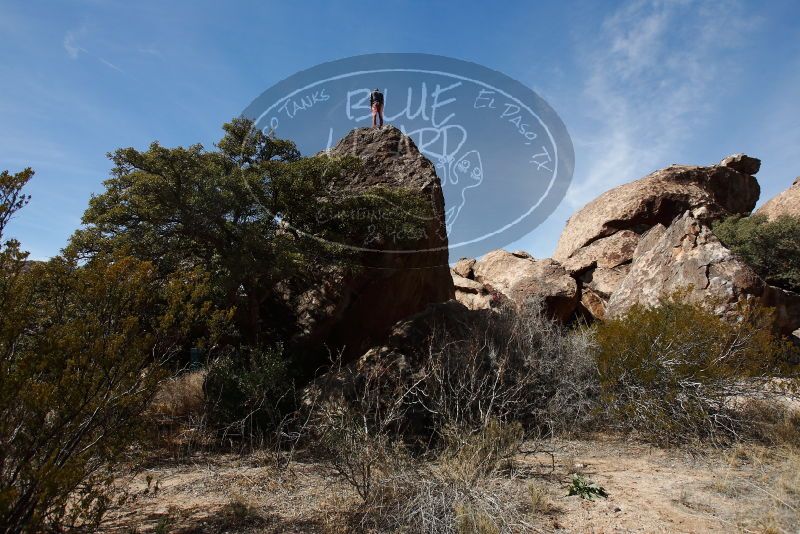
[0,170,194,531]
[0,119,430,531]
[714,213,800,292]
[595,295,796,446]
[3,124,800,532]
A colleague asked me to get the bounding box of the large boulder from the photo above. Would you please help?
[452,250,578,321]
[560,230,638,320]
[290,126,454,363]
[554,156,761,319]
[554,158,760,263]
[606,212,800,335]
[719,153,761,175]
[756,177,800,221]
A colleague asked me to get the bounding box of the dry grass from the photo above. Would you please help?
[150,370,206,420]
[722,445,800,532]
[100,433,800,534]
[527,482,551,514]
[147,370,211,459]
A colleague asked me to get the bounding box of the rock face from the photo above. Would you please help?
[756,177,800,221]
[553,157,761,319]
[451,271,494,311]
[554,159,760,263]
[291,126,454,362]
[719,153,761,175]
[452,250,578,321]
[304,300,491,429]
[606,212,800,335]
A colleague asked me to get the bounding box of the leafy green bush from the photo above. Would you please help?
[596,296,791,446]
[714,214,800,292]
[566,474,608,500]
[0,169,205,532]
[0,254,171,531]
[204,345,291,443]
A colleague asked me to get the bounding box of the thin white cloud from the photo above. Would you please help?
[63,27,126,74]
[567,0,757,208]
[137,45,163,58]
[63,29,87,59]
[99,57,124,73]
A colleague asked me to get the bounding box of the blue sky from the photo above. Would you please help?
[2,0,799,260]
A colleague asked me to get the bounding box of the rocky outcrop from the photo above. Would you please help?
[451,271,492,310]
[606,212,800,335]
[554,159,760,263]
[451,250,577,321]
[290,126,454,363]
[719,153,761,175]
[553,156,761,319]
[756,177,800,221]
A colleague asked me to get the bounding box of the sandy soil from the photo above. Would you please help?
[100,435,799,533]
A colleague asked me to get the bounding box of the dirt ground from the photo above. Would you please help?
[100,435,800,533]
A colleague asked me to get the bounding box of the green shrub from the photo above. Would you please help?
[714,214,800,293]
[0,254,175,531]
[204,345,291,443]
[596,296,790,446]
[566,474,608,500]
[0,169,203,532]
[6,249,222,531]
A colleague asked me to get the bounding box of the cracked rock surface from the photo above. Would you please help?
[606,212,800,335]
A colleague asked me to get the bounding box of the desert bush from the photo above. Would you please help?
[596,296,793,446]
[737,398,800,447]
[310,350,540,532]
[148,370,210,458]
[307,299,598,532]
[308,298,598,468]
[439,419,523,486]
[714,213,800,293]
[315,414,533,534]
[204,344,292,445]
[0,254,180,532]
[412,299,599,438]
[151,370,207,420]
[0,169,209,531]
[314,405,413,502]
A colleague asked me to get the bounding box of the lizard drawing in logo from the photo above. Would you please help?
[404,124,484,233]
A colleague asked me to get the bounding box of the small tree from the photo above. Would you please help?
[714,213,800,293]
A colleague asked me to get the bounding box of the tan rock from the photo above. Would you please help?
[561,230,639,275]
[452,257,476,278]
[554,162,760,263]
[452,272,493,310]
[471,250,578,321]
[756,177,800,221]
[606,211,800,335]
[719,153,761,175]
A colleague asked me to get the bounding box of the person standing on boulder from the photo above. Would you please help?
[370,88,384,128]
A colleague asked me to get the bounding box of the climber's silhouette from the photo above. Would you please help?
[370,88,384,128]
